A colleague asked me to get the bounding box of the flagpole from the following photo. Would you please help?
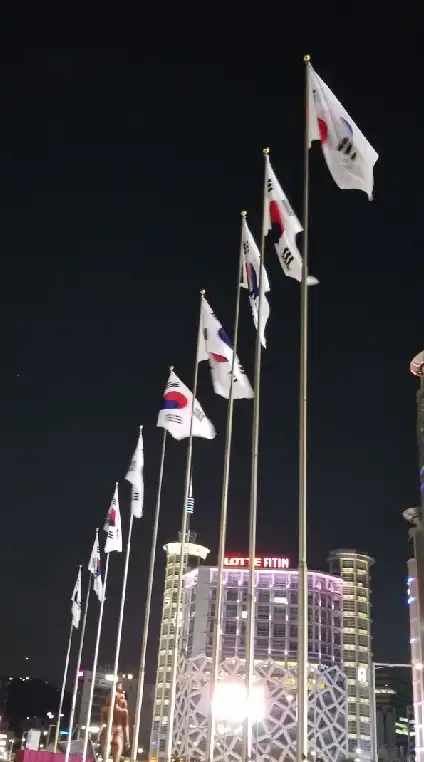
[243,148,269,762]
[130,425,168,762]
[206,213,245,762]
[65,573,92,762]
[103,504,136,762]
[53,566,81,753]
[296,55,312,762]
[81,550,111,762]
[165,290,204,762]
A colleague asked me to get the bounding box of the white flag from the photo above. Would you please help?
[104,483,122,553]
[71,568,82,629]
[308,64,378,199]
[265,155,318,286]
[125,427,144,519]
[88,531,103,602]
[157,369,216,440]
[240,217,270,348]
[197,295,253,399]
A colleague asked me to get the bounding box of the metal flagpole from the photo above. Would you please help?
[296,55,312,762]
[165,290,204,762]
[243,148,269,762]
[130,425,168,762]
[206,212,246,762]
[65,574,92,762]
[103,510,135,762]
[81,552,111,762]
[53,566,81,752]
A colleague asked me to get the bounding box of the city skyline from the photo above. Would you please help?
[1,11,422,695]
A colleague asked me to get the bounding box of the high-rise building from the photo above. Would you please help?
[374,666,413,762]
[150,532,210,762]
[152,552,349,762]
[406,351,424,762]
[328,549,375,762]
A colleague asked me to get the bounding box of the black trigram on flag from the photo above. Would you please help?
[165,413,183,424]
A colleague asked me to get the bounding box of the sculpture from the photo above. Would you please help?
[99,682,130,762]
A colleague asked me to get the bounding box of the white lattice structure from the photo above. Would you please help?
[172,655,348,762]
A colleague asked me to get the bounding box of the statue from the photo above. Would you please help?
[99,682,130,762]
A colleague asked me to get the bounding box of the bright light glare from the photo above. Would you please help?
[213,682,265,723]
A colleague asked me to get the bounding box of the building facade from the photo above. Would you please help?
[375,667,414,762]
[406,351,424,762]
[328,550,375,762]
[181,562,344,665]
[150,533,210,761]
[151,549,373,762]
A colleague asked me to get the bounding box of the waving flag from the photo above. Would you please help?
[308,63,378,199]
[125,427,144,519]
[240,216,270,348]
[104,483,122,553]
[197,295,253,399]
[71,568,82,629]
[157,369,216,440]
[265,155,318,286]
[88,531,103,602]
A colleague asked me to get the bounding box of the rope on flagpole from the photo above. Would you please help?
[206,210,246,762]
[81,551,111,762]
[130,426,168,762]
[53,567,81,752]
[65,573,92,762]
[165,292,204,762]
[243,148,269,762]
[296,54,311,762]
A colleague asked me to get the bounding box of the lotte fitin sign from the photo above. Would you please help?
[223,556,290,569]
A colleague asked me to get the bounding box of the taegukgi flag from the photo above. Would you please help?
[157,369,216,440]
[308,63,378,199]
[104,482,122,553]
[125,427,144,519]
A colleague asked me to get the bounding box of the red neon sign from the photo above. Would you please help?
[223,556,290,569]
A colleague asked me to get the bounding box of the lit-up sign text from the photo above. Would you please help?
[224,556,290,569]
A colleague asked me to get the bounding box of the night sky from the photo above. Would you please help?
[1,12,423,688]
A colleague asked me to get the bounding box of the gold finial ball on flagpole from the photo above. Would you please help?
[304,54,311,62]
[241,210,247,217]
[200,288,205,295]
[263,147,270,155]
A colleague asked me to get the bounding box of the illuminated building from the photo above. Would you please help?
[405,351,424,762]
[327,550,375,762]
[152,553,348,762]
[374,667,413,762]
[150,532,210,762]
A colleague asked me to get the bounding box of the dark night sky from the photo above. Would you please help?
[1,10,423,688]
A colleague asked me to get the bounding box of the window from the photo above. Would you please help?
[225,620,237,635]
[258,590,270,603]
[257,622,269,636]
[226,588,238,601]
[274,606,286,621]
[273,624,285,638]
[226,604,237,617]
[257,605,269,619]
